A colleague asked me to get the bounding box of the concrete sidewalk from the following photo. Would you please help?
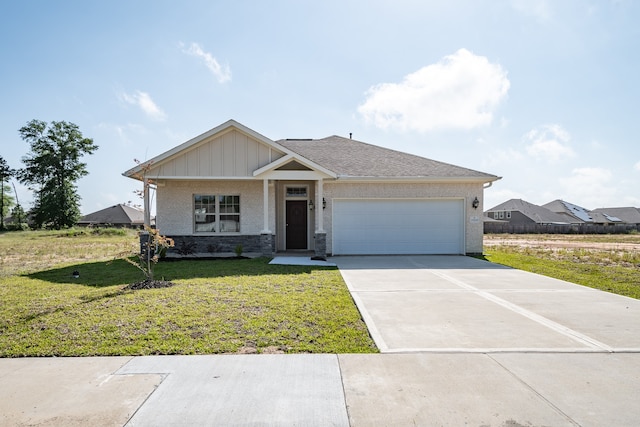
[1,255,639,426]
[3,353,639,426]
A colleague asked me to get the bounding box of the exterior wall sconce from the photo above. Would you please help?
[322,198,327,209]
[472,197,480,209]
[308,200,314,211]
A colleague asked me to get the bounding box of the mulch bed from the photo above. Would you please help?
[124,279,176,290]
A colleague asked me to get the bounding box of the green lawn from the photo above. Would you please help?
[0,230,377,356]
[482,235,640,299]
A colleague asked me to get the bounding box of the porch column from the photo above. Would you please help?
[316,179,324,232]
[262,179,270,233]
[143,177,150,227]
[314,179,327,259]
[141,176,151,258]
[260,179,273,257]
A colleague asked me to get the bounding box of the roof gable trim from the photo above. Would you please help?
[123,120,289,178]
[253,154,337,178]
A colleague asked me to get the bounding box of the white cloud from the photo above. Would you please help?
[482,147,524,168]
[357,48,510,132]
[181,42,231,83]
[511,0,552,22]
[559,167,613,208]
[634,160,640,171]
[119,90,167,121]
[524,124,575,162]
[98,122,149,145]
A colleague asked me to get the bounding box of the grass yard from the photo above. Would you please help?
[482,233,640,299]
[0,230,377,357]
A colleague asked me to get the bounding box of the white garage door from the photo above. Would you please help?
[332,199,464,255]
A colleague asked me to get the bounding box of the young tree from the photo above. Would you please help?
[17,120,98,229]
[0,155,15,230]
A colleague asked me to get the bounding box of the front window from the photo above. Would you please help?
[194,194,240,233]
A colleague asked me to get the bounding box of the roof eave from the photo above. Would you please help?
[332,175,501,183]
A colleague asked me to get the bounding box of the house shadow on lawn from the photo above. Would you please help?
[26,257,337,287]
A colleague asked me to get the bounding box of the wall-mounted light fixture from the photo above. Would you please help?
[472,197,480,209]
[322,198,327,209]
[308,200,314,211]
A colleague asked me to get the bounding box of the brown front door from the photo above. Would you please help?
[286,200,308,249]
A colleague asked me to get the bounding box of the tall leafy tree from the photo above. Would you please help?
[0,155,15,230]
[17,120,98,229]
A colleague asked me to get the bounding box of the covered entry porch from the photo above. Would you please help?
[253,154,335,258]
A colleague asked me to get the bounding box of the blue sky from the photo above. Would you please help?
[1,0,639,215]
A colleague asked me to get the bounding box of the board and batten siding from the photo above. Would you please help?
[147,129,285,178]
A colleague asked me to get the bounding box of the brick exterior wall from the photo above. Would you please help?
[156,180,275,235]
[154,179,486,256]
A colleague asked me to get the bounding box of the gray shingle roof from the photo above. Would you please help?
[591,207,640,224]
[79,204,145,226]
[487,199,572,224]
[277,136,498,180]
[543,200,592,222]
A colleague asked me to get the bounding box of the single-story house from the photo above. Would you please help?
[123,120,500,257]
[486,199,571,225]
[542,199,627,226]
[542,199,593,224]
[590,207,640,226]
[78,203,150,228]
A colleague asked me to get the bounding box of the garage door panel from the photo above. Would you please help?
[333,199,464,255]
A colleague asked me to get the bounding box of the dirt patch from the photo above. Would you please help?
[484,235,640,251]
[237,345,285,354]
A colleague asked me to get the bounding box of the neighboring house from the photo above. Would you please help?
[542,199,626,226]
[486,199,571,225]
[590,207,640,226]
[78,204,148,228]
[543,199,592,224]
[123,120,500,257]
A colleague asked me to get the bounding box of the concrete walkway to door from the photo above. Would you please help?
[332,255,640,426]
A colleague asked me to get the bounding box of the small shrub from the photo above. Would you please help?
[117,226,174,281]
[234,244,243,257]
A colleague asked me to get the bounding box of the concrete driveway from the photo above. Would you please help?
[333,255,639,353]
[333,255,640,426]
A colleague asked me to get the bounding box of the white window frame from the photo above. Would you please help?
[286,186,308,198]
[194,194,240,233]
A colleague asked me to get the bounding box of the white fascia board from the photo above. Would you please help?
[148,176,257,180]
[257,170,333,180]
[332,175,502,184]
